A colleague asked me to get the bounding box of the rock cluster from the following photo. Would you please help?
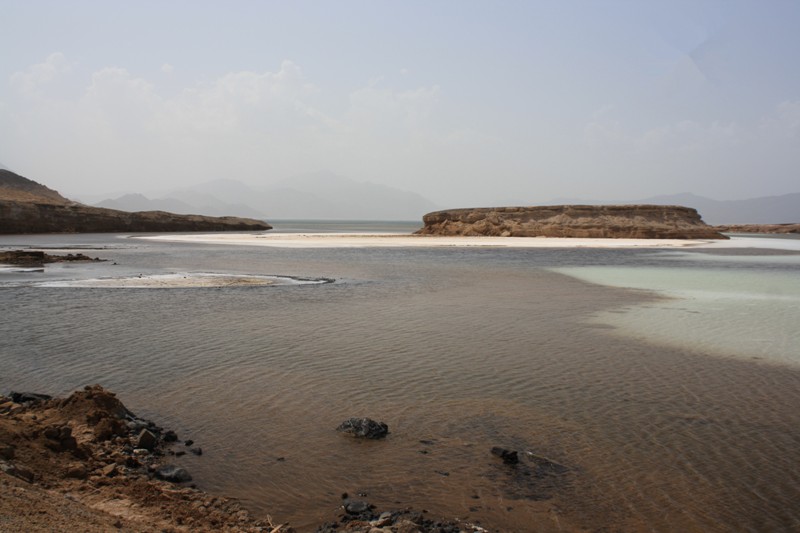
[314,493,487,533]
[415,205,728,239]
[0,385,273,531]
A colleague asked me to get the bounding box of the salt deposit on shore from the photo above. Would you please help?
[33,273,329,288]
[138,232,714,249]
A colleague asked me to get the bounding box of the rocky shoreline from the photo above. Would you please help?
[0,386,487,532]
[714,223,800,234]
[0,250,105,266]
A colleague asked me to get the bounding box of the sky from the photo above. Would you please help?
[1,0,799,206]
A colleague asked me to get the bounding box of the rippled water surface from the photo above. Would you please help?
[2,229,800,532]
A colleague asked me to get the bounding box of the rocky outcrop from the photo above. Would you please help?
[0,385,274,531]
[714,224,800,234]
[0,250,103,265]
[0,169,271,234]
[415,205,727,239]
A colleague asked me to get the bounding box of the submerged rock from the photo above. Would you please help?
[344,500,371,514]
[9,392,52,404]
[491,447,519,465]
[336,418,389,439]
[154,464,192,483]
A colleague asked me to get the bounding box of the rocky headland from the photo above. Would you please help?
[0,169,271,234]
[714,223,800,234]
[415,205,728,239]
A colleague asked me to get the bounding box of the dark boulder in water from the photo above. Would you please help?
[336,417,389,439]
[491,447,519,465]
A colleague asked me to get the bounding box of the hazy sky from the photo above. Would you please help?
[1,0,799,206]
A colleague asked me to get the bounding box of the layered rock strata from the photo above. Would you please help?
[415,205,727,239]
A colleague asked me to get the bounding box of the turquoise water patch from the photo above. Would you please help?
[554,266,800,366]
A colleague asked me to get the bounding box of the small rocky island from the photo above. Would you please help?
[415,205,727,239]
[0,169,271,234]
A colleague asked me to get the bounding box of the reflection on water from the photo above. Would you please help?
[1,233,800,532]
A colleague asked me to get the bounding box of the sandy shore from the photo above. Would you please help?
[138,232,718,249]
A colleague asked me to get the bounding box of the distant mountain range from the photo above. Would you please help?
[83,172,800,225]
[94,172,440,221]
[546,192,800,225]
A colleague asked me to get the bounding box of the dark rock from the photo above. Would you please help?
[94,417,127,441]
[0,462,34,483]
[184,439,194,446]
[189,447,202,456]
[64,464,88,480]
[0,444,15,460]
[491,447,519,465]
[344,500,370,514]
[10,391,52,404]
[136,429,158,451]
[163,430,178,442]
[336,418,389,439]
[154,465,192,483]
[60,436,78,451]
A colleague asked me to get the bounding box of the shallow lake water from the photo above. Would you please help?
[1,228,799,532]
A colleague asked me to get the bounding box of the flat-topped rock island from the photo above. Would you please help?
[414,205,728,239]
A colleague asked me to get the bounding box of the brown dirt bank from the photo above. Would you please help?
[415,205,727,239]
[0,386,483,533]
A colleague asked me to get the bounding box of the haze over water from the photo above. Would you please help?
[2,228,800,532]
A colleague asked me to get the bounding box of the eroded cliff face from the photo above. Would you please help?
[415,205,727,239]
[0,169,271,234]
